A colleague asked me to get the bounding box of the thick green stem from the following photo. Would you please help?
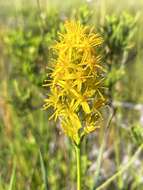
[75,144,81,190]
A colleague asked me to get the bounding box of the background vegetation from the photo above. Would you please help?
[0,0,143,189]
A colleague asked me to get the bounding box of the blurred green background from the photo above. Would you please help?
[0,0,143,190]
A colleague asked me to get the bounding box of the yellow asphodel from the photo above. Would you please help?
[43,20,106,145]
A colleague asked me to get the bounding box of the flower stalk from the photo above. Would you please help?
[75,143,81,190]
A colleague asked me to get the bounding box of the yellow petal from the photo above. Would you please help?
[84,125,100,134]
[81,101,91,114]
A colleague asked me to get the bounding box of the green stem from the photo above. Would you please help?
[75,143,81,190]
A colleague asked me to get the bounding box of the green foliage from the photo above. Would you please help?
[102,12,137,61]
[72,4,93,25]
[5,9,62,85]
[101,12,138,101]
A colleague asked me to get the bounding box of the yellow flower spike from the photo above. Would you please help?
[43,20,106,145]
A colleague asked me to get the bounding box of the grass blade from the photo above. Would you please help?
[39,149,49,190]
[8,162,16,190]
